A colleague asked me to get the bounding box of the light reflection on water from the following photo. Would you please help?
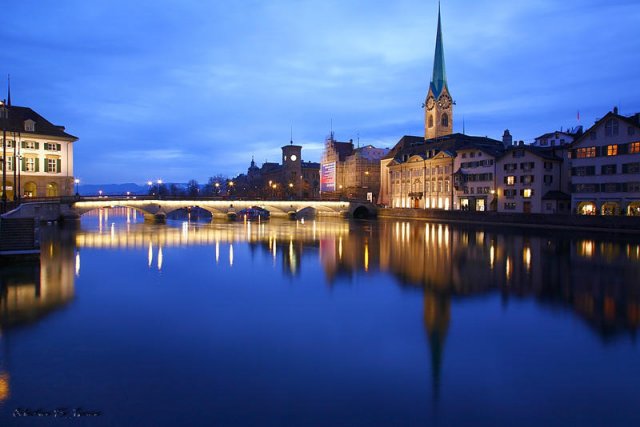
[0,207,639,426]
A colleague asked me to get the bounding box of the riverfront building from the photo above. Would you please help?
[0,102,77,199]
[570,108,640,216]
[495,144,570,214]
[320,133,388,201]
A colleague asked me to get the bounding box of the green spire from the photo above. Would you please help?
[430,3,448,98]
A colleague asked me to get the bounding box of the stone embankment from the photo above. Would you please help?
[378,208,640,234]
[0,218,40,256]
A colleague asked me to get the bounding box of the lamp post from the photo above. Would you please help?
[74,178,80,196]
[214,182,220,196]
[157,179,163,199]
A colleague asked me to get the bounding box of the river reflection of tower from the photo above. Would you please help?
[0,225,77,404]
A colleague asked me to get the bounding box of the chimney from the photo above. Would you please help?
[502,129,513,148]
[613,106,619,115]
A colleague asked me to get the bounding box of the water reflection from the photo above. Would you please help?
[0,226,76,404]
[73,212,640,341]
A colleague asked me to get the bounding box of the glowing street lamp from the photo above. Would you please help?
[74,178,80,196]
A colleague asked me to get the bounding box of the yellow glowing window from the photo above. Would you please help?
[607,145,618,156]
[523,189,532,198]
[631,142,640,154]
[507,176,515,185]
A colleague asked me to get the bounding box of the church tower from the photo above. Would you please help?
[424,4,453,140]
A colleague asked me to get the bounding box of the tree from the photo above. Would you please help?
[187,179,199,198]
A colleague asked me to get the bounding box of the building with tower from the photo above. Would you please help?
[379,5,504,209]
[233,140,320,199]
[424,5,453,140]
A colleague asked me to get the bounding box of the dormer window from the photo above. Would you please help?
[24,120,35,132]
[605,119,619,137]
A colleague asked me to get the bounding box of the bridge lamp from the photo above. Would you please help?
[74,178,80,196]
[98,190,103,197]
[157,179,163,184]
[147,180,153,186]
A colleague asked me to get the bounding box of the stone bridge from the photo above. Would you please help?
[1,197,377,222]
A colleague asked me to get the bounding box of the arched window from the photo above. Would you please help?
[441,113,449,127]
[46,182,59,197]
[428,115,434,128]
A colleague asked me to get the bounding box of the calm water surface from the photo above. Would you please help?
[0,209,639,426]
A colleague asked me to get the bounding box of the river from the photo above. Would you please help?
[0,208,638,426]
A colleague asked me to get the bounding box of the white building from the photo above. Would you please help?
[570,108,640,215]
[1,103,78,199]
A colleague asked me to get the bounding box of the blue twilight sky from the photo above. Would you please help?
[1,0,639,184]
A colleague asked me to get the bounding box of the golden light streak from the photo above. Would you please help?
[506,257,512,280]
[364,243,369,272]
[148,241,153,268]
[229,244,234,266]
[490,244,495,270]
[523,246,531,271]
[157,246,163,271]
[75,251,81,277]
[215,240,220,264]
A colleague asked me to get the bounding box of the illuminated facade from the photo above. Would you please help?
[0,104,77,199]
[320,133,388,201]
[570,109,640,215]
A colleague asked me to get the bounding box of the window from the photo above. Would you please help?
[6,140,13,148]
[521,175,534,185]
[26,158,36,172]
[428,115,434,128]
[630,142,640,154]
[1,156,13,171]
[23,141,37,150]
[603,183,620,193]
[45,143,61,151]
[24,120,35,132]
[506,176,515,186]
[622,163,640,174]
[576,147,596,158]
[605,119,619,136]
[544,161,553,170]
[520,162,535,170]
[513,150,525,158]
[47,158,58,173]
[606,145,618,156]
[522,189,533,198]
[504,202,516,210]
[504,189,517,198]
[544,175,553,185]
[504,163,517,172]
[628,182,640,192]
[441,113,449,127]
[601,164,617,175]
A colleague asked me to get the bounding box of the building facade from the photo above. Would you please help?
[570,109,640,216]
[1,104,77,200]
[320,134,388,201]
[496,145,569,214]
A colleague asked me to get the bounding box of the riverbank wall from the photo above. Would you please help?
[378,208,640,234]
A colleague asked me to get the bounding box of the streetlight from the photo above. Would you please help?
[98,190,103,197]
[74,178,80,196]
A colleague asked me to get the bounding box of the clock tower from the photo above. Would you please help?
[425,4,453,140]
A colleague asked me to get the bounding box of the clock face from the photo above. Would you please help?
[438,94,452,109]
[290,154,297,161]
[426,96,435,111]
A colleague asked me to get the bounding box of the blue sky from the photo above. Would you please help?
[2,0,639,184]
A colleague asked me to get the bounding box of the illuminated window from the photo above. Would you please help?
[631,142,640,154]
[576,147,596,158]
[607,145,618,156]
[523,189,532,198]
[26,158,36,172]
[506,176,515,185]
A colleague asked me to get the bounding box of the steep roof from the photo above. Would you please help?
[385,133,503,163]
[571,110,640,147]
[1,105,77,140]
[500,145,563,161]
[430,4,448,99]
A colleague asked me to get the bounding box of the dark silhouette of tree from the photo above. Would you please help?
[187,179,200,198]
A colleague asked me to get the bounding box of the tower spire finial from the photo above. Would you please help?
[430,2,447,98]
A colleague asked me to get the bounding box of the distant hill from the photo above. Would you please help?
[77,183,149,196]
